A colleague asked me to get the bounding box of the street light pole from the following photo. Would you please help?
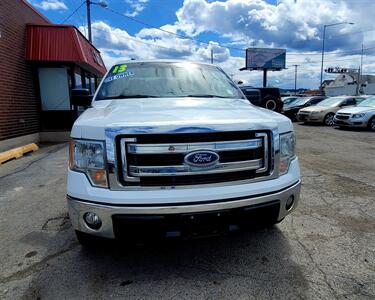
[319,22,354,92]
[293,64,300,96]
[86,0,108,43]
[319,25,326,92]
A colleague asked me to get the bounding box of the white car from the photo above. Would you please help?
[334,96,375,131]
[67,60,301,245]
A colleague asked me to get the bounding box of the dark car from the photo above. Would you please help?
[282,96,327,121]
[240,86,283,113]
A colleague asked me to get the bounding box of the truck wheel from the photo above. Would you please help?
[323,113,335,126]
[264,98,277,111]
[368,117,375,131]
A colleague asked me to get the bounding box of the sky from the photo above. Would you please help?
[28,0,375,89]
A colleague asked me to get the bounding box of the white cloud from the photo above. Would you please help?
[174,0,369,52]
[34,0,68,10]
[82,21,229,64]
[125,0,149,17]
[81,0,375,89]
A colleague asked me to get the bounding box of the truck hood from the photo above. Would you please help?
[337,106,375,114]
[71,98,292,140]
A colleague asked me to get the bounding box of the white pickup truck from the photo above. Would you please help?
[67,60,301,244]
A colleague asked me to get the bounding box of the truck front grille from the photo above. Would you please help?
[117,131,271,187]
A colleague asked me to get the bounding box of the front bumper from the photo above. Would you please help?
[67,180,301,239]
[334,117,367,128]
[297,113,324,123]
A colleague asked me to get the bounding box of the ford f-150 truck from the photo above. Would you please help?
[67,60,301,245]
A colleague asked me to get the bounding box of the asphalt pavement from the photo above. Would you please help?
[0,124,374,299]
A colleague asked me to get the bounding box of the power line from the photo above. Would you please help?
[60,0,85,24]
[102,5,375,58]
[96,5,375,60]
[325,27,375,38]
[103,6,246,51]
[88,26,181,51]
[67,0,87,35]
[61,3,375,65]
[288,45,375,57]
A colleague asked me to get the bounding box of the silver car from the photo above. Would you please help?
[334,96,375,131]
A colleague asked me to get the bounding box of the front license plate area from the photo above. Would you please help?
[180,210,230,237]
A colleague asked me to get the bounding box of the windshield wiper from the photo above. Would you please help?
[184,94,232,98]
[96,95,158,100]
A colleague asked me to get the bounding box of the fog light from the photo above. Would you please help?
[83,212,102,230]
[286,195,294,211]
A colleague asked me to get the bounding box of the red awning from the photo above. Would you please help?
[26,24,107,76]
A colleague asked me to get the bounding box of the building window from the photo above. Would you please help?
[38,68,70,111]
[75,73,82,89]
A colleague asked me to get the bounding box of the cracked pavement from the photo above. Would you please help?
[0,124,374,299]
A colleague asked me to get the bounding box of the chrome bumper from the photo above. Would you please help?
[334,117,367,127]
[67,180,301,239]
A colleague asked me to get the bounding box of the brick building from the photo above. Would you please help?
[0,0,106,151]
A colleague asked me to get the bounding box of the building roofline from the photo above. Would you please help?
[26,23,102,54]
[21,0,51,23]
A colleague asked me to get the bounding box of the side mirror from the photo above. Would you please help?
[71,88,93,107]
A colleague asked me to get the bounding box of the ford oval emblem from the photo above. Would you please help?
[184,150,219,167]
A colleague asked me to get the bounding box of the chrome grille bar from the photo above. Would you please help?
[128,158,263,177]
[127,138,262,154]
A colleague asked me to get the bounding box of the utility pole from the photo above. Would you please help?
[293,64,299,95]
[360,43,364,77]
[211,49,214,64]
[356,66,361,95]
[263,69,267,87]
[86,0,92,42]
[320,25,326,91]
[86,0,108,43]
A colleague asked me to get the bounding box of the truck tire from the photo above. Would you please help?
[263,97,278,111]
[368,117,375,131]
[265,99,277,111]
[323,113,335,126]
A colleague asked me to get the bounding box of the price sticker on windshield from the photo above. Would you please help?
[112,64,127,74]
[104,64,134,83]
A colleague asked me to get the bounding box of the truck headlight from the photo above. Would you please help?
[352,113,365,118]
[69,139,108,188]
[279,132,296,175]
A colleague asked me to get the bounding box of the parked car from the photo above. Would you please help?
[297,96,367,126]
[67,60,301,245]
[334,96,375,131]
[282,96,326,121]
[282,96,301,106]
[240,86,283,112]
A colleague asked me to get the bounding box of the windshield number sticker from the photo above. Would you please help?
[112,64,127,74]
[104,71,135,83]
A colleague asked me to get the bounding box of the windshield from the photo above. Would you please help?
[317,97,345,107]
[290,97,310,106]
[95,62,243,100]
[283,97,299,105]
[358,97,375,107]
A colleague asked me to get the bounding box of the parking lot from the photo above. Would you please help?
[0,124,374,299]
